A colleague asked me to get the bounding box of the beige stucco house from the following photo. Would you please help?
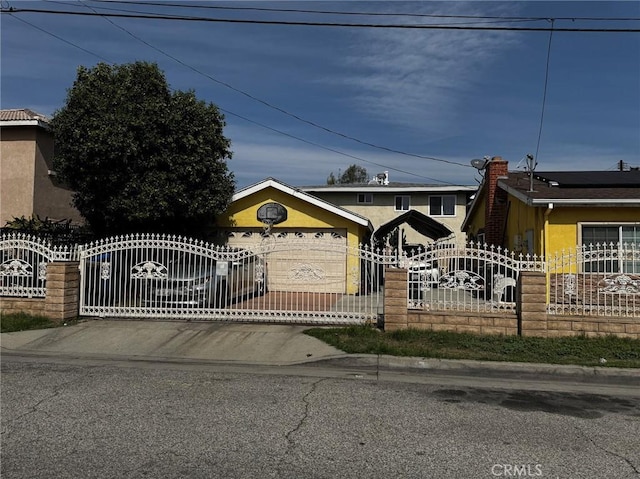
[302,175,475,248]
[0,109,82,226]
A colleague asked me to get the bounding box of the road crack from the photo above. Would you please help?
[285,377,325,445]
[575,424,640,475]
[275,377,326,477]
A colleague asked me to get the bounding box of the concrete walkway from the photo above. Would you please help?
[1,319,638,385]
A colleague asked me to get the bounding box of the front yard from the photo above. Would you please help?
[305,325,640,368]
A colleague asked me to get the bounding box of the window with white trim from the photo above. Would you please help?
[357,193,373,204]
[395,195,410,211]
[429,195,456,216]
[581,224,640,273]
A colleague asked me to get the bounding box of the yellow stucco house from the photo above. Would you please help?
[0,109,82,226]
[462,156,640,258]
[217,178,373,294]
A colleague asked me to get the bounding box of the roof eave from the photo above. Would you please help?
[499,182,640,207]
[302,185,476,193]
[1,119,50,129]
[233,178,374,231]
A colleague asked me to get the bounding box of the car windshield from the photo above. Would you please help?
[165,254,217,281]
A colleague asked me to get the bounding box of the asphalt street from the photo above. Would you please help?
[2,320,639,478]
[2,354,639,479]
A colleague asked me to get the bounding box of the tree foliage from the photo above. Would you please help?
[50,62,234,238]
[2,215,93,245]
[326,164,368,185]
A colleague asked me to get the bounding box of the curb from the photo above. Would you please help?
[308,354,640,385]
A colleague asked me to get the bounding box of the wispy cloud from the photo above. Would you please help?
[336,3,522,134]
[228,125,479,189]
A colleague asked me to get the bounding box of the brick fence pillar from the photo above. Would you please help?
[44,261,80,323]
[517,271,547,337]
[383,268,408,331]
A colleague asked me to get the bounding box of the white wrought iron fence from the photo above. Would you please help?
[405,241,545,313]
[78,233,395,324]
[0,233,76,298]
[548,242,640,318]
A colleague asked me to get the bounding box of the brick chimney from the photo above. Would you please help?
[484,156,509,247]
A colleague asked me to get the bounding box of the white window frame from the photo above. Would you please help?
[357,193,373,204]
[428,195,456,217]
[395,195,410,211]
[578,222,640,246]
[578,222,640,273]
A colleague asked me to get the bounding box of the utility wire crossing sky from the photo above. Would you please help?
[2,1,639,188]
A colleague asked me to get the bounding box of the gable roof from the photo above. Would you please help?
[462,168,640,232]
[0,109,50,128]
[373,209,453,242]
[233,177,373,230]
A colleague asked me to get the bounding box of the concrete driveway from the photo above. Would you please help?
[0,320,346,365]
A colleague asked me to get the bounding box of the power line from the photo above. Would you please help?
[69,1,548,27]
[7,12,111,62]
[535,20,554,162]
[3,8,640,32]
[4,11,461,185]
[62,0,474,169]
[88,1,640,22]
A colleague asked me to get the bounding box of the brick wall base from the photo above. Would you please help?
[403,311,518,335]
[0,261,79,324]
[383,267,638,340]
[0,297,46,316]
[538,315,639,339]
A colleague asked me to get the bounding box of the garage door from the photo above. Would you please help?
[226,228,348,294]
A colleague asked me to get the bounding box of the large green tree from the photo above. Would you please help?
[50,61,234,238]
[326,164,368,185]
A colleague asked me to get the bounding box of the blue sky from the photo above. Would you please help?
[2,1,639,189]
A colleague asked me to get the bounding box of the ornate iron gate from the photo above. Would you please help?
[79,234,390,324]
[0,233,75,298]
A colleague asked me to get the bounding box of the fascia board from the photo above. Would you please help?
[530,198,640,206]
[1,120,49,129]
[233,179,373,230]
[303,185,476,193]
[499,182,640,207]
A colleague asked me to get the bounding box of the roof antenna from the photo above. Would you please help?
[525,154,537,192]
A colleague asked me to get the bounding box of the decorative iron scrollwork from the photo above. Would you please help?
[439,271,484,290]
[598,274,640,294]
[289,263,325,282]
[100,262,111,280]
[130,261,168,279]
[0,259,32,277]
[38,262,48,280]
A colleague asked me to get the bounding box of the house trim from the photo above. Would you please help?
[303,185,476,194]
[233,177,373,230]
[499,182,640,207]
[1,119,50,129]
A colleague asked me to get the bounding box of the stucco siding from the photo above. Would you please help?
[310,190,469,246]
[219,186,369,294]
[504,195,542,255]
[1,124,82,225]
[0,127,37,225]
[547,207,640,254]
[32,128,81,223]
[221,188,362,233]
